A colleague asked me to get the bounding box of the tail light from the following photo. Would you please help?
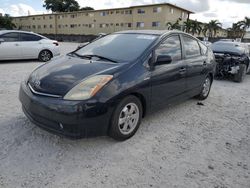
[53,42,59,46]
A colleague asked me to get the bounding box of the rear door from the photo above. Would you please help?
[150,35,187,109]
[181,35,207,92]
[0,32,22,60]
[19,33,43,58]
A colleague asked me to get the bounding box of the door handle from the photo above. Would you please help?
[179,67,186,74]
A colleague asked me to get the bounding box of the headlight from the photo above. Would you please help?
[63,75,113,100]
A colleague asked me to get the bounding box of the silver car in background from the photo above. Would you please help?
[0,30,60,62]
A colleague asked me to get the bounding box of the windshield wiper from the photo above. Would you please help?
[80,54,118,63]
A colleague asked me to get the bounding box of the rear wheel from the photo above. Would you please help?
[38,50,52,62]
[196,76,212,100]
[109,96,142,141]
[234,64,247,82]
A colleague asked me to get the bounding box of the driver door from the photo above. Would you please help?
[150,35,187,110]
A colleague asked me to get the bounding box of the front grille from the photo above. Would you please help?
[28,83,61,98]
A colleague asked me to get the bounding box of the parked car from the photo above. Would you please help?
[19,30,216,141]
[76,33,107,50]
[212,41,250,82]
[0,30,60,62]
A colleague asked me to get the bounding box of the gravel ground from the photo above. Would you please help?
[0,42,249,188]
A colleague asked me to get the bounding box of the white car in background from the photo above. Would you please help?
[0,30,60,62]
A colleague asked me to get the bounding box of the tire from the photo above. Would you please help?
[233,64,247,83]
[38,50,52,62]
[109,95,143,141]
[196,76,212,100]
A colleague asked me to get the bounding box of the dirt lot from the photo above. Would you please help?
[0,42,249,188]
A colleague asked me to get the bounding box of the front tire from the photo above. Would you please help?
[196,76,212,100]
[109,96,142,141]
[234,64,247,82]
[38,50,52,62]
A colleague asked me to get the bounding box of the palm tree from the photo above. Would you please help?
[166,18,182,30]
[237,17,250,39]
[183,20,193,33]
[227,23,244,38]
[190,20,202,36]
[205,20,222,38]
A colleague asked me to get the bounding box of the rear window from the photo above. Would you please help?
[212,42,245,55]
[20,33,42,41]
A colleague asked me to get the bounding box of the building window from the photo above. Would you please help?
[121,10,124,14]
[116,10,120,14]
[152,22,160,27]
[116,23,119,26]
[100,11,109,16]
[125,10,132,14]
[50,24,53,28]
[32,17,35,20]
[120,23,124,27]
[170,8,174,14]
[49,15,53,19]
[153,7,162,13]
[89,24,94,28]
[138,9,145,14]
[70,14,77,18]
[43,25,47,29]
[182,12,185,18]
[70,24,77,28]
[32,25,36,29]
[37,25,41,29]
[127,23,132,28]
[136,22,144,28]
[58,25,61,28]
[100,24,105,28]
[110,11,114,14]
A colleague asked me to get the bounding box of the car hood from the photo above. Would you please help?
[28,56,127,96]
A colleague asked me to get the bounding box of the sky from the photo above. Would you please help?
[0,0,249,29]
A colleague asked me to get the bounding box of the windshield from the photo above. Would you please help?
[75,33,158,62]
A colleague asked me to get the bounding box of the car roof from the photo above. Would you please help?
[0,30,48,39]
[115,30,192,39]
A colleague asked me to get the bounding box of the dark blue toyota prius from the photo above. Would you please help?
[19,30,216,140]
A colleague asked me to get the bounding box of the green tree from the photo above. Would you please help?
[43,0,80,12]
[166,18,182,30]
[237,17,250,38]
[204,20,222,38]
[0,14,16,29]
[79,7,94,11]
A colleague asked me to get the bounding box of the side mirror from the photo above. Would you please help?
[155,55,172,66]
[0,38,4,43]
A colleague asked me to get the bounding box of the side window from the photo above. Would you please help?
[199,41,208,55]
[1,32,20,42]
[183,36,201,58]
[20,33,42,41]
[155,35,182,62]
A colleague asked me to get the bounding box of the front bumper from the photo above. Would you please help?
[19,82,113,138]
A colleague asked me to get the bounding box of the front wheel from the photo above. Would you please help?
[196,76,212,100]
[109,96,142,141]
[38,50,52,62]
